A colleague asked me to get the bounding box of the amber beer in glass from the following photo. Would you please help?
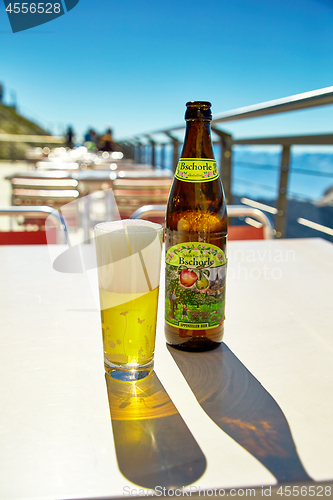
[165,101,227,351]
[95,220,163,380]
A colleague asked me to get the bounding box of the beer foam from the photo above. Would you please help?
[95,219,161,233]
[94,219,163,294]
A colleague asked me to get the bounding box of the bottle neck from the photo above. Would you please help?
[181,120,215,159]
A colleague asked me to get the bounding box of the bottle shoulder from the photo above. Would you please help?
[168,176,225,202]
[166,211,227,233]
[166,178,227,233]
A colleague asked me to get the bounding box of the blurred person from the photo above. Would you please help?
[84,129,91,142]
[90,129,99,146]
[84,128,99,150]
[98,127,115,152]
[65,126,75,149]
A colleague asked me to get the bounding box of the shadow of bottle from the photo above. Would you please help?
[168,343,312,484]
[105,371,206,489]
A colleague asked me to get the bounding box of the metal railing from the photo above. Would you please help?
[118,86,333,238]
[0,206,69,244]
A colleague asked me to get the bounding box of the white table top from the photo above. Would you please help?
[0,238,332,499]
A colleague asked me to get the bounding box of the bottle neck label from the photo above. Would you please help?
[175,158,219,182]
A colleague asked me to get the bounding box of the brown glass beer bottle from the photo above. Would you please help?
[165,101,227,351]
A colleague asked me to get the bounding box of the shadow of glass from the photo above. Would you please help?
[168,343,312,483]
[105,371,206,489]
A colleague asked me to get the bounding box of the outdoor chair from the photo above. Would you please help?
[6,172,80,228]
[113,177,173,222]
[0,206,69,245]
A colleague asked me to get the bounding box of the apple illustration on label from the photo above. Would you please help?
[196,276,209,290]
[179,269,198,287]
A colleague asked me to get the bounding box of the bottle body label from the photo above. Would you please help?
[175,158,219,182]
[165,242,226,330]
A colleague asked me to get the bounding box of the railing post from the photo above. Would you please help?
[135,142,141,163]
[275,145,291,238]
[149,139,156,169]
[139,142,143,164]
[166,133,180,172]
[123,142,132,159]
[130,142,135,161]
[139,143,143,164]
[160,144,166,169]
[212,128,233,204]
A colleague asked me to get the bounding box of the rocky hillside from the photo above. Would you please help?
[0,104,49,159]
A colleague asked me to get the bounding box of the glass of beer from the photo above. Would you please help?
[94,219,163,381]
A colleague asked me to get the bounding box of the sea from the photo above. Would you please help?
[153,147,333,243]
[231,149,333,243]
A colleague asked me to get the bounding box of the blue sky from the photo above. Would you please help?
[1,0,333,141]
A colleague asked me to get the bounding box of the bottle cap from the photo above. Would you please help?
[185,101,212,121]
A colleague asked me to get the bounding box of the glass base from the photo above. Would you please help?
[104,358,154,382]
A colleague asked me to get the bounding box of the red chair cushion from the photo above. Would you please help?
[228,225,264,241]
